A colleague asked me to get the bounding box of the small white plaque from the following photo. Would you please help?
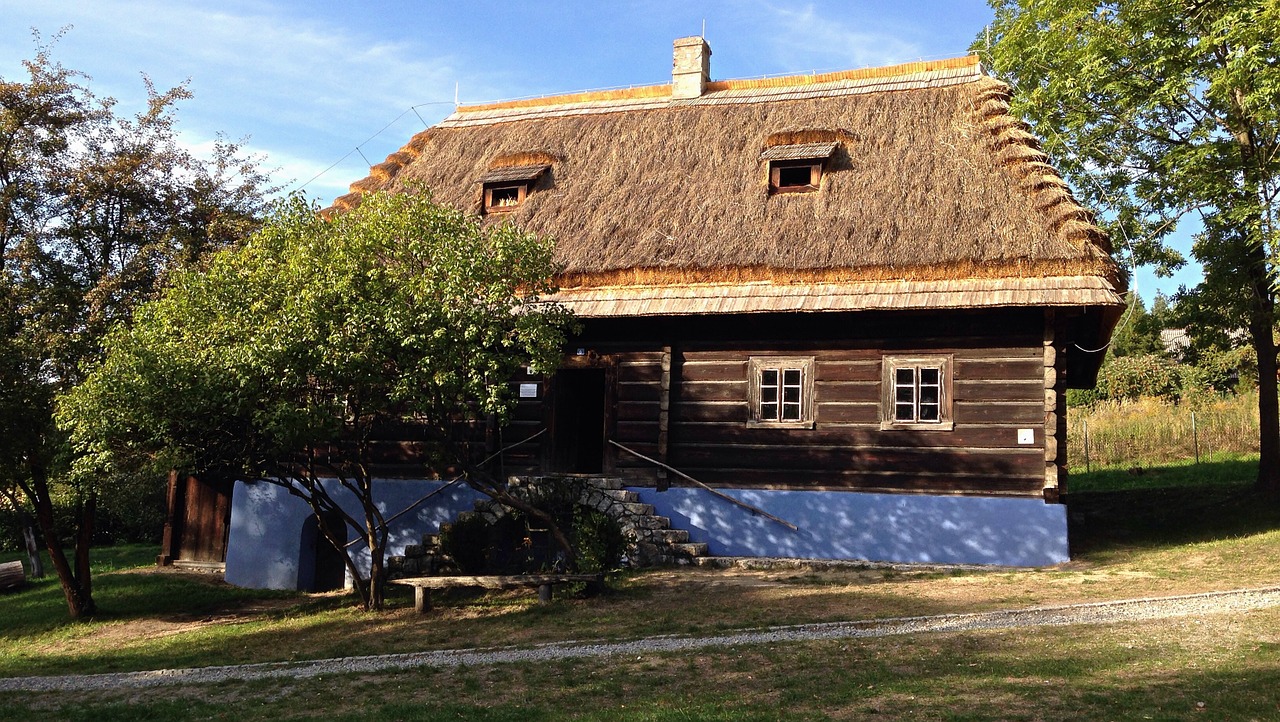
[519,383,538,398]
[1017,428,1035,445]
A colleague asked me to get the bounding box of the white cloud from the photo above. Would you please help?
[757,2,924,72]
[0,0,506,206]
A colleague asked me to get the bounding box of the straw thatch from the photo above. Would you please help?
[330,55,1122,314]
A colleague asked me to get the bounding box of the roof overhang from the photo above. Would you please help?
[759,142,840,161]
[478,164,550,184]
[548,276,1123,318]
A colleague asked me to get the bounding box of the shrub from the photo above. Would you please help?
[1096,354,1181,401]
[439,480,626,575]
[1066,387,1101,409]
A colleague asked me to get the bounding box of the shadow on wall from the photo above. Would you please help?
[224,479,484,590]
[635,487,1068,567]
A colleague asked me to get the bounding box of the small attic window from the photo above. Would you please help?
[479,164,549,214]
[761,142,839,195]
[484,183,525,212]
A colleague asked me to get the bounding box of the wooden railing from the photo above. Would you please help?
[607,439,798,532]
[356,428,549,548]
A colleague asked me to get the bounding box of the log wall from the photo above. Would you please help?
[501,308,1065,499]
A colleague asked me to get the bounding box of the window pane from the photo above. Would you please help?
[895,403,915,421]
[761,402,778,421]
[782,402,801,420]
[919,404,940,421]
[761,386,778,403]
[761,369,778,386]
[920,367,940,385]
[783,369,801,386]
[777,165,814,188]
[895,368,914,385]
[783,386,800,403]
[919,386,939,404]
[895,386,914,403]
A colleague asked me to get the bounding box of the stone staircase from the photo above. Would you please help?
[388,475,708,575]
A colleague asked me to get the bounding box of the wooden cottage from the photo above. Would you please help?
[274,39,1124,569]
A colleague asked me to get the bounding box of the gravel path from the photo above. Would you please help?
[4,585,1278,693]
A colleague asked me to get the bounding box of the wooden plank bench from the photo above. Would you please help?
[0,560,26,592]
[389,574,603,613]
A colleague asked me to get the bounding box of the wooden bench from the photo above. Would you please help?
[389,573,603,613]
[0,561,26,592]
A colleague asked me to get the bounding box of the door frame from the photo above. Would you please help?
[545,353,617,474]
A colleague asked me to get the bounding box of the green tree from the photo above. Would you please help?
[980,0,1280,490]
[1107,293,1172,358]
[61,191,575,610]
[1,36,273,617]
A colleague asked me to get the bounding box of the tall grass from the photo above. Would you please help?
[1067,391,1261,471]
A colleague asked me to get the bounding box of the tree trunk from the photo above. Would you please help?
[25,467,96,617]
[366,530,384,611]
[1246,245,1280,494]
[1252,316,1280,493]
[74,488,96,598]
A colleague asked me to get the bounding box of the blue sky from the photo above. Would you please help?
[0,0,1197,299]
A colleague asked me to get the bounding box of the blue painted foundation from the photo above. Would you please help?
[631,487,1069,567]
[225,480,1067,590]
[224,479,483,590]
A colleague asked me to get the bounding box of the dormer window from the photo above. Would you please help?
[479,164,549,214]
[484,183,526,211]
[761,142,839,195]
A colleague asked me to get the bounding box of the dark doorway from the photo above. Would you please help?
[298,511,348,592]
[551,368,608,473]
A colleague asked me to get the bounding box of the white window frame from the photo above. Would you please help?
[748,357,815,428]
[881,355,954,431]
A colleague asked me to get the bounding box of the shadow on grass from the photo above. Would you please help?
[1066,457,1280,557]
[0,546,314,641]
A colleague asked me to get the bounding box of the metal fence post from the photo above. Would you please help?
[1083,419,1090,473]
[1192,411,1199,464]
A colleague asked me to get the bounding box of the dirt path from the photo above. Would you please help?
[3,585,1278,694]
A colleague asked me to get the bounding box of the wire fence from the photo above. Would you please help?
[1067,392,1261,472]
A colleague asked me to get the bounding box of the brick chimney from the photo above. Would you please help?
[672,36,711,100]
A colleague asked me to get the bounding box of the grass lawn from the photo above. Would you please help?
[3,457,1280,719]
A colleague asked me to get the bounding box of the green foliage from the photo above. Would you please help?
[571,508,627,574]
[0,36,275,616]
[62,190,572,482]
[982,0,1280,487]
[1107,293,1173,358]
[440,482,625,576]
[1095,354,1180,401]
[61,189,574,608]
[0,480,163,552]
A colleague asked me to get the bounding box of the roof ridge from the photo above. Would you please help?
[455,55,981,114]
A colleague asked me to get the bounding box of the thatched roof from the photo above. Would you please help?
[331,52,1123,317]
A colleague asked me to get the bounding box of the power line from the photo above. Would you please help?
[288,100,454,196]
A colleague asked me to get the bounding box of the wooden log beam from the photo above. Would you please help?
[0,560,26,591]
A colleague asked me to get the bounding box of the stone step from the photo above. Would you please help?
[649,528,690,544]
[670,542,709,558]
[616,501,655,516]
[621,515,671,531]
[587,477,625,490]
[599,489,640,502]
